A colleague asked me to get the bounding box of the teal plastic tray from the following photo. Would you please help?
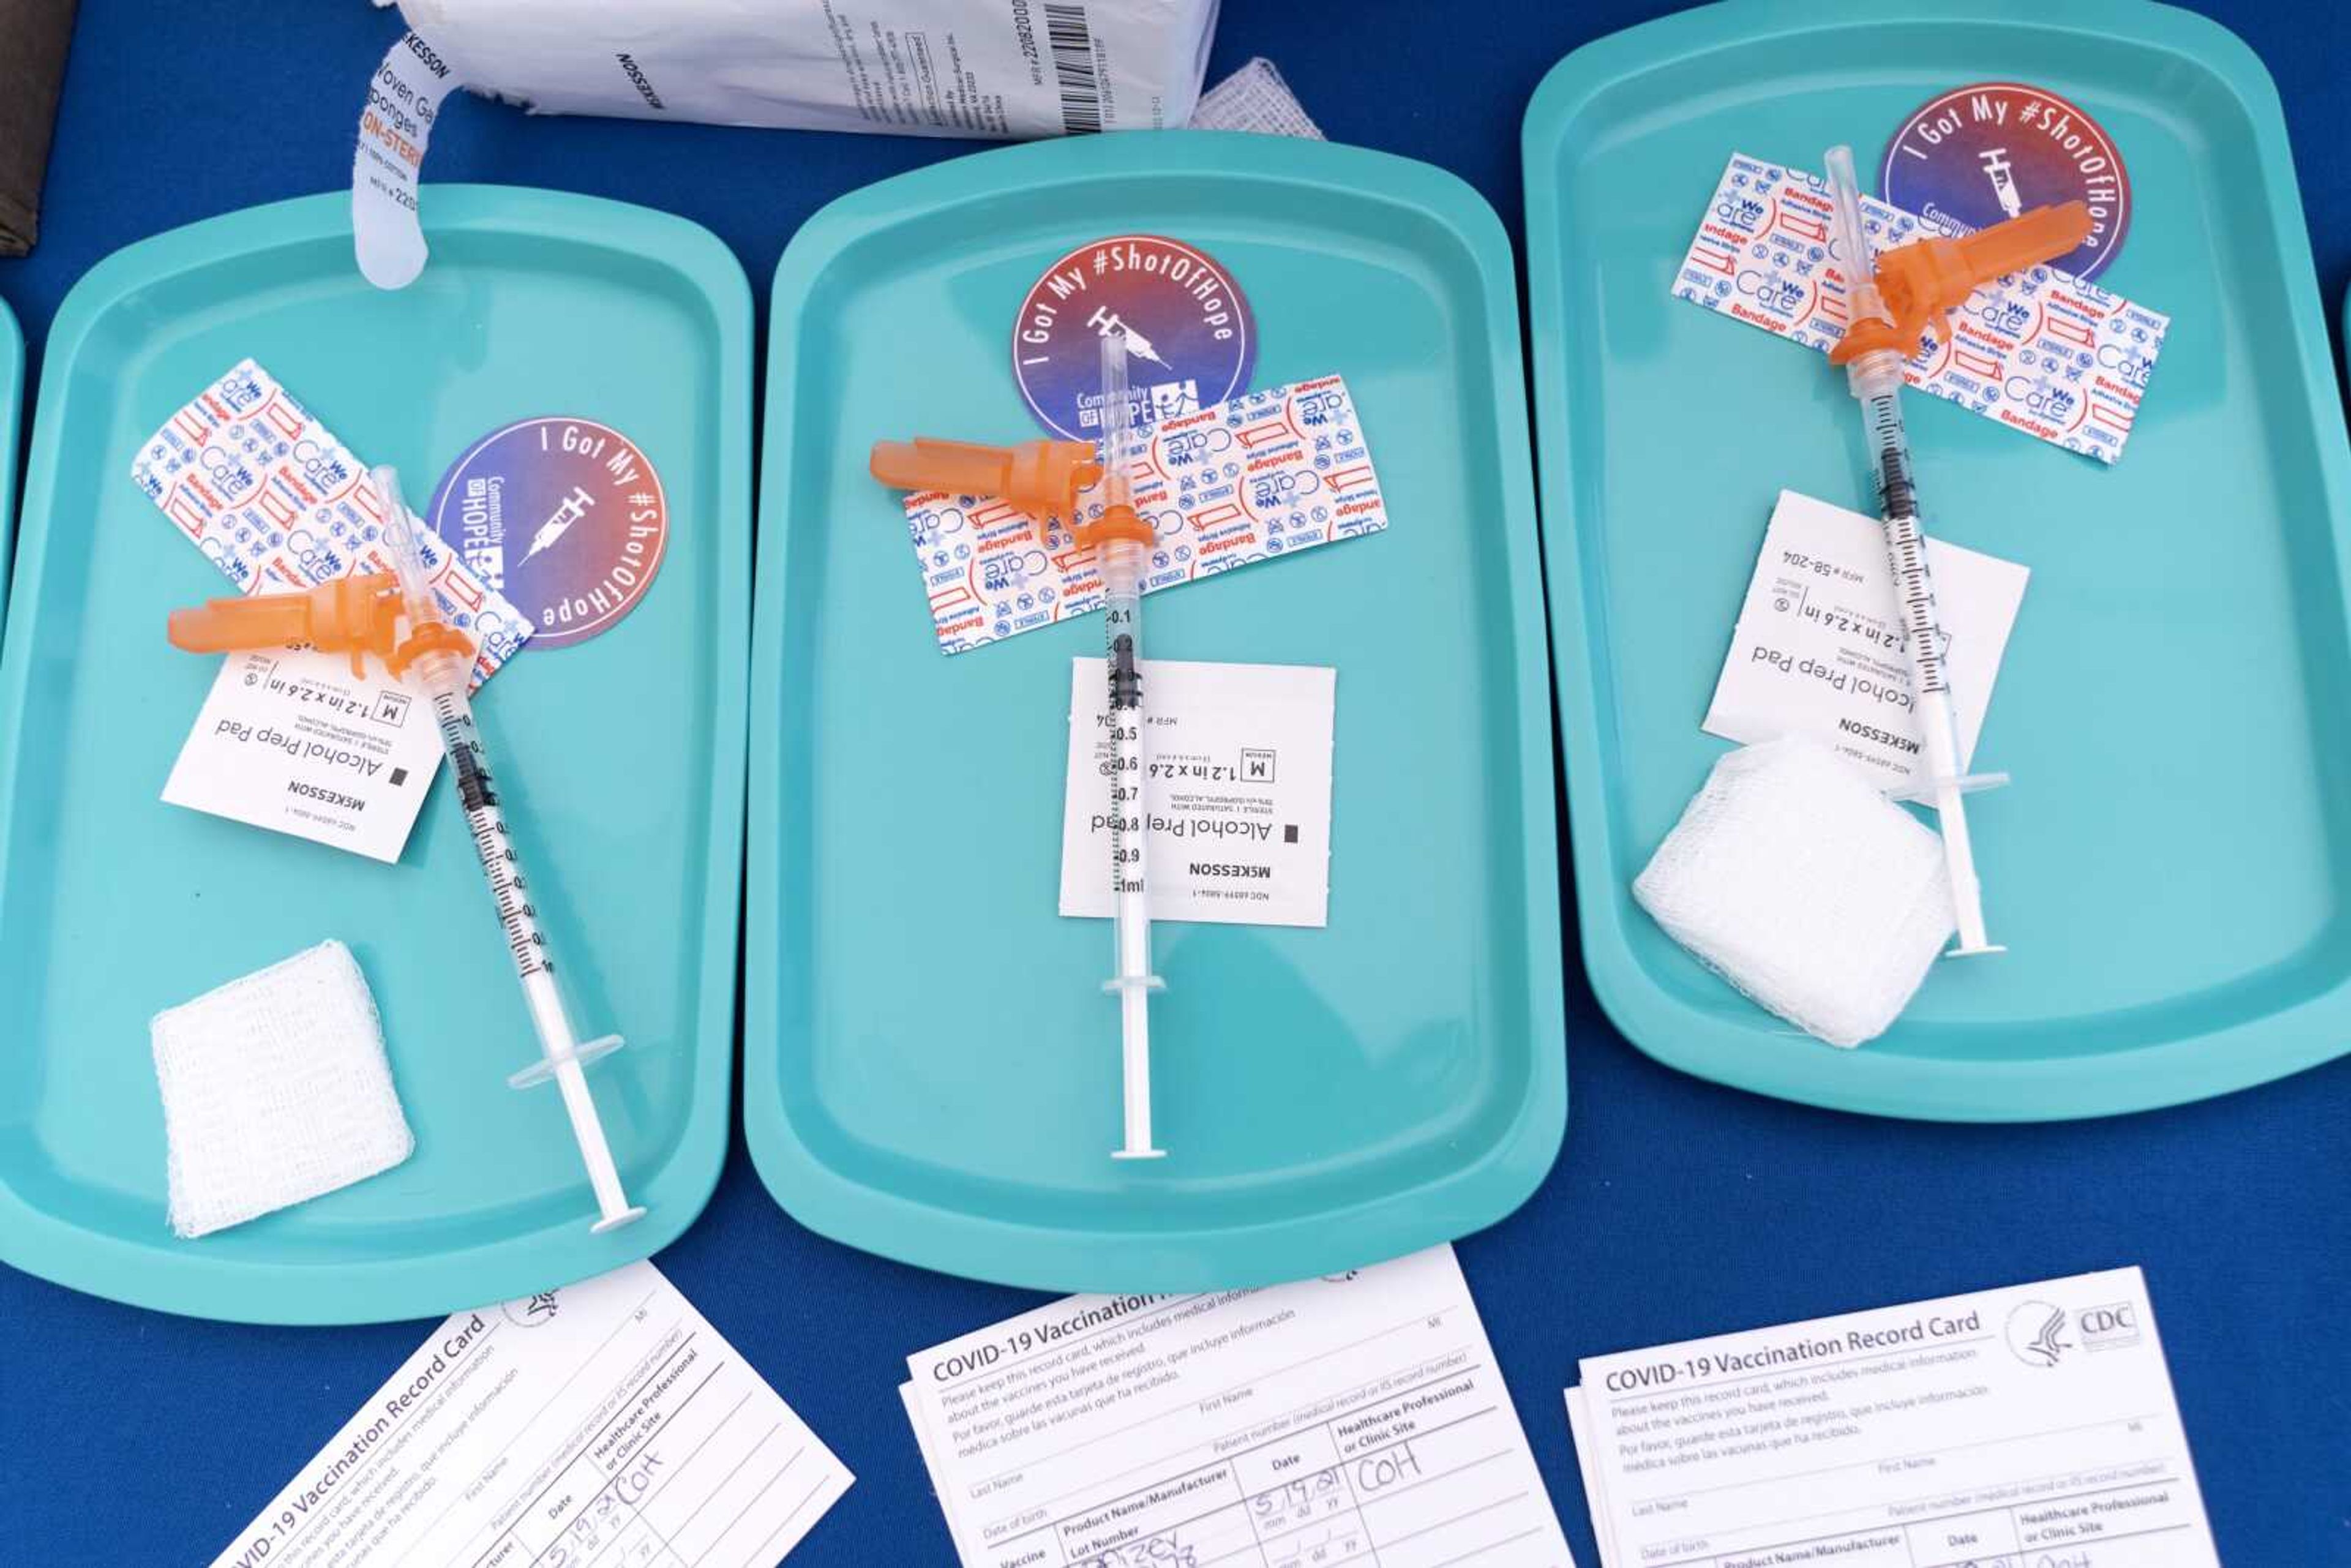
[1526,0,2351,1119]
[0,189,751,1322]
[746,133,1563,1291]
[1,297,19,626]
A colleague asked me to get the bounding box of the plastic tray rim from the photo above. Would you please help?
[0,298,20,633]
[1521,0,2351,1120]
[0,186,755,1322]
[744,132,1567,1290]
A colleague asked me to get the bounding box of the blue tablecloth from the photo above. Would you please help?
[4,3,2347,1562]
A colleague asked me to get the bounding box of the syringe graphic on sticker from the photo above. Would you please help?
[1979,148,2023,219]
[1086,308,1172,371]
[519,484,597,566]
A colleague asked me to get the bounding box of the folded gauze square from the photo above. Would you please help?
[1633,737,1956,1048]
[151,940,414,1237]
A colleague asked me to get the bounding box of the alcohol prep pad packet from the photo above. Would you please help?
[1704,490,2028,790]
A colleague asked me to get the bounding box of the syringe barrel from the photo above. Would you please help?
[1855,375,1920,524]
[1101,544,1161,1155]
[1102,539,1147,928]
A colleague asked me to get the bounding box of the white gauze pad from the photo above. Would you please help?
[1190,59,1324,140]
[1634,737,1956,1048]
[151,940,414,1237]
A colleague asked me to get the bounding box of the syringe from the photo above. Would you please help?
[1084,332,1167,1158]
[1821,145,2023,956]
[372,465,647,1230]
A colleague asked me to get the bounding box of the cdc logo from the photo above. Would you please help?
[2004,1300,2071,1368]
[2079,1302,2142,1352]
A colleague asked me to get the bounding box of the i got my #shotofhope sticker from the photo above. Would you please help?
[425,418,666,650]
[1881,81,2130,281]
[1013,233,1256,440]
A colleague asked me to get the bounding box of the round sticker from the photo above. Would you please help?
[426,418,667,650]
[1011,233,1256,440]
[1880,81,2130,281]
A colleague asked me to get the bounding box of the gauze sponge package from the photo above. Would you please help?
[392,0,1220,139]
[1633,737,1955,1048]
[151,940,414,1238]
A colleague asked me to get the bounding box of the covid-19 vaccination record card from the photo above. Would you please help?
[1565,1267,2217,1568]
[902,1245,1575,1568]
[209,1261,850,1568]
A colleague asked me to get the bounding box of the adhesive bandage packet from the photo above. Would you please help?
[132,358,532,684]
[900,1244,1576,1567]
[1675,152,2169,463]
[1564,1267,2216,1568]
[1060,658,1337,927]
[1705,489,2029,789]
[902,374,1387,653]
[209,1260,852,1568]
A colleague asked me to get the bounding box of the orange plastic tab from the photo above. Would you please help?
[169,575,405,679]
[1073,502,1152,551]
[869,437,1102,543]
[1831,201,2094,364]
[167,572,475,680]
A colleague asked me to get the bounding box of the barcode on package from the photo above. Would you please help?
[1043,2,1101,134]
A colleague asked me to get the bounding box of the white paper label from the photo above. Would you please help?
[1059,658,1336,928]
[353,32,460,290]
[1704,489,2029,787]
[163,648,444,864]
